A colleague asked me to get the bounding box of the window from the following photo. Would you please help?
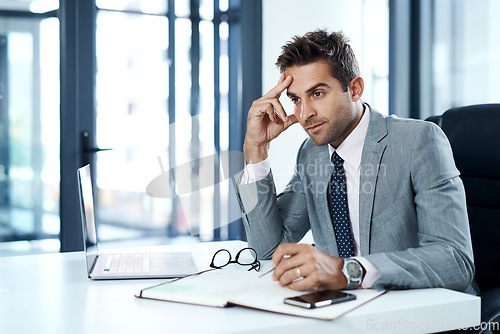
[431,0,500,114]
[0,0,260,254]
[0,5,60,254]
[94,0,247,245]
[389,0,500,119]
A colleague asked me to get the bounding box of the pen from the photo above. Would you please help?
[259,250,301,278]
[259,267,275,278]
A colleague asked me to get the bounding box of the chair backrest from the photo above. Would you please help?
[427,104,500,292]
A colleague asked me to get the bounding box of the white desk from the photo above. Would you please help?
[0,240,480,334]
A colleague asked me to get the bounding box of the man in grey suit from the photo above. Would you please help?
[236,29,475,293]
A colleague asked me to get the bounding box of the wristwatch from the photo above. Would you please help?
[342,258,364,289]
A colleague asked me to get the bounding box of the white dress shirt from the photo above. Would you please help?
[241,105,380,288]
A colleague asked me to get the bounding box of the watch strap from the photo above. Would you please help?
[344,280,360,289]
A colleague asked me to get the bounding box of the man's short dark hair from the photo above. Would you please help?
[276,29,360,92]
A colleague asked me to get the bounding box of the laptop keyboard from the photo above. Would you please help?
[104,254,151,274]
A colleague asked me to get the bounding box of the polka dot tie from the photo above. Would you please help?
[330,152,354,258]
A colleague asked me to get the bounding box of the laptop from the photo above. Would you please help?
[77,164,198,279]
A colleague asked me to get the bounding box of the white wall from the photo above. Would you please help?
[262,0,364,192]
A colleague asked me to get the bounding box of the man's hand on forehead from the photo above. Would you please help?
[243,72,298,163]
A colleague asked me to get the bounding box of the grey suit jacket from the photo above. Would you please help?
[236,110,475,293]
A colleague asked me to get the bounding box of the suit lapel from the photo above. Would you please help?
[359,110,388,255]
[310,147,337,255]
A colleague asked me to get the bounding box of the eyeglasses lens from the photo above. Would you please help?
[236,248,257,265]
[212,249,231,268]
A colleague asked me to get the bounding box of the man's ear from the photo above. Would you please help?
[349,76,364,102]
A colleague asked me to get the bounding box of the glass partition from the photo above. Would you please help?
[0,12,60,253]
[94,0,232,244]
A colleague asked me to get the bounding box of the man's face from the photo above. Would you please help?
[285,61,360,148]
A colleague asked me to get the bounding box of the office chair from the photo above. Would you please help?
[426,104,500,333]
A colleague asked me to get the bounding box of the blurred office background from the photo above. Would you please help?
[0,0,499,256]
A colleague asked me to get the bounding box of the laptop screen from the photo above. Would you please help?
[77,164,98,275]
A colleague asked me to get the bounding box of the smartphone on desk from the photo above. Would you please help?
[284,290,356,309]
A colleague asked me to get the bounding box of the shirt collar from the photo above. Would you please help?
[328,104,370,171]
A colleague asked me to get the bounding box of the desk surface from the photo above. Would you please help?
[0,240,480,334]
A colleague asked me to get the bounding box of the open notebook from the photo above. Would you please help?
[135,263,385,320]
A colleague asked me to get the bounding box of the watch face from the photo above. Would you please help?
[346,261,362,279]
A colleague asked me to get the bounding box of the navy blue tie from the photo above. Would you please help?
[330,152,354,258]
